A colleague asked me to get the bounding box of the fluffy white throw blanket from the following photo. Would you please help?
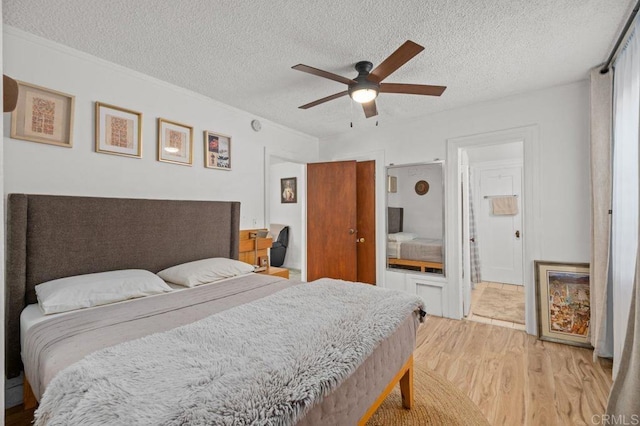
[35,279,425,425]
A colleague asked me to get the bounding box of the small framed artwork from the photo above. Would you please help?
[204,131,231,170]
[281,177,297,204]
[158,118,193,166]
[95,102,142,158]
[535,261,591,347]
[10,81,75,147]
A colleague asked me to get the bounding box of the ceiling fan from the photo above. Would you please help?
[292,40,446,119]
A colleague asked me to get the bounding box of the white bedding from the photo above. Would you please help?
[387,236,443,263]
[387,240,401,258]
[19,276,248,352]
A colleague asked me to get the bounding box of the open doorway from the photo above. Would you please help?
[462,141,526,329]
[268,156,306,282]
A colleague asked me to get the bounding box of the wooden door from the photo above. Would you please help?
[307,161,357,282]
[356,161,376,284]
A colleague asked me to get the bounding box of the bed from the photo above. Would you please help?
[6,194,424,425]
[387,207,444,273]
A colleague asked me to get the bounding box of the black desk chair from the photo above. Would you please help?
[270,226,289,267]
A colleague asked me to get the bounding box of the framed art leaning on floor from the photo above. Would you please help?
[535,261,591,347]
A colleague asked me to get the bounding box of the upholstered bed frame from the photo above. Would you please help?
[388,207,404,233]
[5,194,240,378]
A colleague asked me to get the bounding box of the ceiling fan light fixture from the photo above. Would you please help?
[350,88,378,103]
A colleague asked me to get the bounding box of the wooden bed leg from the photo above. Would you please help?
[23,377,37,410]
[399,357,414,409]
[357,355,414,425]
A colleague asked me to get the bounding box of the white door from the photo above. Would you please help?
[475,166,523,285]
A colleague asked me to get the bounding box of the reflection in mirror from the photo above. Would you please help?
[386,162,445,276]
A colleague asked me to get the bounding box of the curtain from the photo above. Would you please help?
[589,67,614,358]
[608,17,640,411]
[468,170,482,284]
[610,19,640,380]
[607,259,640,417]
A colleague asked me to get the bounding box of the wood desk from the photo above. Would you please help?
[239,228,272,266]
[257,266,289,279]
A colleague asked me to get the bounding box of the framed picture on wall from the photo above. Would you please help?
[158,118,193,166]
[535,261,591,347]
[95,102,142,158]
[204,131,231,170]
[10,81,75,147]
[281,177,297,204]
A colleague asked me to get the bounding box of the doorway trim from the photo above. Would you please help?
[446,125,541,335]
[264,147,315,282]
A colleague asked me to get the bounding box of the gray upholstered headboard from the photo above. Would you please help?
[388,207,404,234]
[5,194,241,378]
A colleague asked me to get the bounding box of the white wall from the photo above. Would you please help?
[387,163,443,239]
[269,162,304,270]
[320,81,590,323]
[2,27,319,229]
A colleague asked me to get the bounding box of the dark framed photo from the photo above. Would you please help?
[281,177,297,204]
[535,261,591,347]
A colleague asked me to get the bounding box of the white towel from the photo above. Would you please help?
[491,196,518,215]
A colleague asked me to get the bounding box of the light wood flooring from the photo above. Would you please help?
[415,316,613,426]
[6,316,614,426]
[468,281,526,330]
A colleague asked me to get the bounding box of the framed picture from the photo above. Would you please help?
[158,118,193,166]
[281,177,297,204]
[204,131,231,170]
[10,81,75,147]
[535,261,591,347]
[95,102,142,158]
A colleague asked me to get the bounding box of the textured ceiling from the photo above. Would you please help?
[3,0,633,139]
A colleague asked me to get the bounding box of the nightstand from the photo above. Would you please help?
[257,266,289,279]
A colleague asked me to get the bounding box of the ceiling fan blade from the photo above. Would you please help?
[362,100,378,118]
[299,91,349,109]
[368,41,425,84]
[3,75,18,112]
[292,64,355,86]
[379,83,446,96]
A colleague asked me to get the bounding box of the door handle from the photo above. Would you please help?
[515,230,520,239]
[349,228,357,235]
[357,238,365,243]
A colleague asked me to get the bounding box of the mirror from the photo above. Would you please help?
[386,162,445,276]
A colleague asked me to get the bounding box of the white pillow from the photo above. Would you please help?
[157,257,255,288]
[388,232,417,242]
[36,269,173,315]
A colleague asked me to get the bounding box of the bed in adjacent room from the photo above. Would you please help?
[6,194,424,425]
[387,207,444,273]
